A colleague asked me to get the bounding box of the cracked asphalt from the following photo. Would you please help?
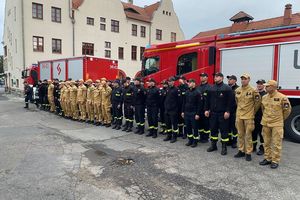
[0,87,299,200]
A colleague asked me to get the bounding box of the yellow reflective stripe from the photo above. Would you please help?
[137,123,140,125]
[178,124,184,127]
[198,129,205,133]
[210,136,218,140]
[203,130,211,134]
[194,136,200,140]
[126,93,132,96]
[228,132,233,136]
[173,129,179,133]
[115,94,121,96]
[222,138,229,142]
[140,123,145,126]
[232,134,239,138]
[187,134,193,138]
[252,140,258,144]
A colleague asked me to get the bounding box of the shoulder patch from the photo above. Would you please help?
[274,98,280,101]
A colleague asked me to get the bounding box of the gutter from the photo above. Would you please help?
[21,0,25,69]
[69,0,75,56]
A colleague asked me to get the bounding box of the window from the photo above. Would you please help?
[171,32,176,42]
[100,17,106,23]
[143,57,160,76]
[118,47,124,60]
[16,79,19,88]
[177,52,198,75]
[132,24,137,36]
[140,47,145,61]
[32,3,43,19]
[156,29,162,40]
[33,36,44,52]
[82,42,94,56]
[100,17,106,31]
[100,23,106,31]
[51,7,61,23]
[52,39,62,53]
[111,20,119,33]
[141,26,146,38]
[4,46,7,57]
[87,17,94,25]
[105,50,111,58]
[131,46,137,60]
[105,41,111,48]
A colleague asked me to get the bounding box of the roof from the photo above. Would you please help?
[122,2,160,23]
[72,0,84,9]
[230,11,254,22]
[193,13,300,38]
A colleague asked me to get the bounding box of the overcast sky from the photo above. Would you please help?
[0,0,300,55]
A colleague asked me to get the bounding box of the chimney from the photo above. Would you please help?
[128,0,133,4]
[283,4,292,26]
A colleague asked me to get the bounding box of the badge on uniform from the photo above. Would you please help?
[274,98,280,101]
[220,93,223,97]
[284,103,290,108]
[255,95,260,100]
[236,91,241,95]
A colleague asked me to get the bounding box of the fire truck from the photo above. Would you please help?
[140,26,300,143]
[22,56,125,85]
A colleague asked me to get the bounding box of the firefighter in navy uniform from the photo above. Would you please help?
[111,80,123,130]
[178,76,188,139]
[145,78,160,138]
[196,73,211,143]
[182,79,203,148]
[133,78,146,134]
[159,80,168,135]
[205,72,233,155]
[253,79,267,155]
[53,79,61,115]
[122,80,135,132]
[163,77,181,143]
[41,79,49,110]
[227,75,239,148]
[24,81,33,109]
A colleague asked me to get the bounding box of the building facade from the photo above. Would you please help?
[2,0,184,90]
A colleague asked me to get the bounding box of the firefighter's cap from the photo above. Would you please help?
[101,78,107,82]
[213,72,224,77]
[86,79,93,83]
[264,80,278,87]
[95,79,101,83]
[241,73,250,79]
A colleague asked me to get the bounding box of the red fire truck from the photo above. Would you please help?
[22,56,126,85]
[140,26,300,142]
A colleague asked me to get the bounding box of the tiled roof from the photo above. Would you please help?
[230,11,254,22]
[122,2,160,23]
[193,13,300,38]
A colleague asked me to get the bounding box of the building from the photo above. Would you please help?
[2,0,184,90]
[193,4,300,38]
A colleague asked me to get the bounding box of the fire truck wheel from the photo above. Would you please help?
[285,105,300,143]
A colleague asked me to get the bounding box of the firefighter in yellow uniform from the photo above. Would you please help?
[259,80,291,169]
[86,79,95,123]
[64,81,71,118]
[70,81,79,120]
[234,74,261,161]
[93,80,102,125]
[59,82,65,116]
[100,78,112,127]
[47,80,56,112]
[77,79,87,121]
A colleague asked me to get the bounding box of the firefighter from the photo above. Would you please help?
[93,80,102,126]
[23,81,33,109]
[196,73,211,143]
[159,80,168,135]
[77,79,87,122]
[234,74,261,161]
[259,80,291,169]
[86,79,95,123]
[227,75,239,148]
[60,82,66,116]
[64,81,71,118]
[205,72,233,155]
[122,79,135,132]
[145,78,160,138]
[178,76,188,139]
[35,80,42,108]
[253,79,267,155]
[101,78,112,127]
[40,79,48,110]
[48,80,56,112]
[133,78,146,134]
[163,77,181,143]
[70,81,79,120]
[111,80,123,130]
[53,79,62,115]
[182,79,203,148]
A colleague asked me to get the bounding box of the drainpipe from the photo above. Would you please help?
[21,0,25,69]
[149,23,152,45]
[69,0,75,56]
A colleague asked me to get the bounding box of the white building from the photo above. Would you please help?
[2,0,184,90]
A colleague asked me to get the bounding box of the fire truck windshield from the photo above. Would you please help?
[142,57,160,77]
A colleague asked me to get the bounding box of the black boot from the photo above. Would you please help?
[207,141,218,152]
[126,122,133,132]
[170,133,177,143]
[234,151,245,158]
[186,138,193,146]
[163,133,172,141]
[182,133,187,139]
[191,140,198,148]
[134,126,141,134]
[221,143,227,155]
[24,103,29,109]
[139,126,145,135]
[253,143,257,152]
[146,129,153,137]
[152,130,158,138]
[122,122,128,131]
[257,145,264,156]
[112,123,118,129]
